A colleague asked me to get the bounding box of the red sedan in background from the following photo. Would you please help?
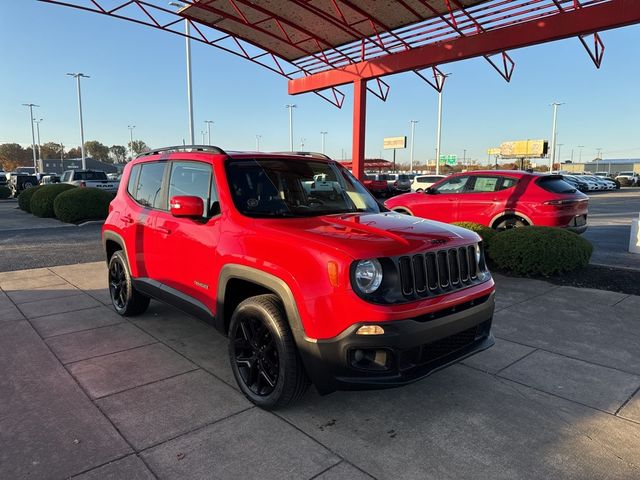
[384,171,589,233]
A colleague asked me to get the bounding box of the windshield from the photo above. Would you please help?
[226,158,382,218]
[76,171,107,181]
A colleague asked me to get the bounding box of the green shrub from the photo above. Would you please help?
[30,184,76,218]
[452,221,498,247]
[54,187,113,223]
[0,186,11,199]
[488,226,593,276]
[18,185,41,212]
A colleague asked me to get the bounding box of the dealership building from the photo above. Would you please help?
[561,158,640,175]
[40,157,122,175]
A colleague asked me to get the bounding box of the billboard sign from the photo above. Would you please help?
[383,136,407,149]
[487,147,501,156]
[500,140,548,158]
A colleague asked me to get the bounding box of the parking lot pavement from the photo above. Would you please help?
[585,189,640,270]
[1,263,639,479]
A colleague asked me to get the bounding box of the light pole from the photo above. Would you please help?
[22,103,39,172]
[204,120,214,145]
[556,144,564,166]
[409,120,418,173]
[60,142,64,161]
[596,148,602,171]
[435,72,451,176]
[170,2,194,144]
[285,104,296,151]
[34,118,43,165]
[300,138,306,150]
[549,102,563,173]
[201,131,206,144]
[67,73,90,169]
[578,145,584,163]
[255,134,262,151]
[320,131,327,155]
[128,125,135,161]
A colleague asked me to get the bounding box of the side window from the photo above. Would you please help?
[500,177,518,190]
[467,176,501,193]
[127,164,140,197]
[168,161,215,218]
[435,176,468,193]
[209,174,220,216]
[135,162,167,209]
[61,171,71,182]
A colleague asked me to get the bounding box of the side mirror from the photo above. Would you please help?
[169,195,204,218]
[426,187,436,194]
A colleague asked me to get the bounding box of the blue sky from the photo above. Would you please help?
[2,1,640,165]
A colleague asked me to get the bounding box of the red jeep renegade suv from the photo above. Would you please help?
[102,146,495,409]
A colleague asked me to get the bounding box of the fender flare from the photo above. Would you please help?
[102,231,132,272]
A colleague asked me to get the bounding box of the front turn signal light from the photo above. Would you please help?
[356,325,385,335]
[327,261,339,287]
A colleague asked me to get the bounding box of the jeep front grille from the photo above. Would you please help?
[397,245,483,298]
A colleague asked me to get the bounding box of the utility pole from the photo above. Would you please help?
[201,131,206,144]
[128,125,135,161]
[463,148,466,166]
[285,104,296,151]
[170,2,194,144]
[435,72,451,176]
[409,120,418,173]
[596,148,603,171]
[22,103,39,172]
[549,102,563,173]
[556,144,564,167]
[67,73,90,169]
[320,131,327,155]
[34,118,43,166]
[60,142,64,161]
[204,120,214,145]
[255,134,262,151]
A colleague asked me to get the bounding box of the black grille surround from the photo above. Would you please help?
[351,242,490,305]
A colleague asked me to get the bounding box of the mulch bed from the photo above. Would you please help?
[497,264,640,297]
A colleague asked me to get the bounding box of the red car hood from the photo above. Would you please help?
[258,212,479,259]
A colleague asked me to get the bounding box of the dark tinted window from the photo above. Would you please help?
[168,161,213,218]
[127,165,140,197]
[75,171,107,181]
[500,177,518,189]
[135,162,166,209]
[536,176,577,194]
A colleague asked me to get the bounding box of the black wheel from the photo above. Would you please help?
[108,250,150,316]
[495,216,528,230]
[416,188,424,193]
[229,294,309,409]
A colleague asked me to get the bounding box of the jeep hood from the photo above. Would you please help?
[259,212,479,259]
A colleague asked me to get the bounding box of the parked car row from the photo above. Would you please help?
[562,174,618,192]
[2,169,119,196]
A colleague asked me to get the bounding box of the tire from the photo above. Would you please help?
[228,294,309,409]
[416,188,423,193]
[108,250,150,316]
[495,216,528,230]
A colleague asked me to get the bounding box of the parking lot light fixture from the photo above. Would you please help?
[22,103,39,172]
[321,131,327,154]
[170,2,195,145]
[128,125,135,160]
[67,73,90,170]
[256,134,262,151]
[549,102,564,173]
[409,120,418,173]
[285,104,297,151]
[34,118,43,163]
[204,120,214,145]
[578,145,585,163]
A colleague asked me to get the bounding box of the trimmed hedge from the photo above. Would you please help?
[0,186,11,199]
[18,185,41,212]
[488,226,593,276]
[452,221,498,247]
[30,184,76,218]
[54,187,113,223]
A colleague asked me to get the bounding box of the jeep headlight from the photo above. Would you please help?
[354,259,383,294]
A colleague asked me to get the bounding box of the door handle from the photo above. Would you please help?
[122,215,134,224]
[156,226,172,235]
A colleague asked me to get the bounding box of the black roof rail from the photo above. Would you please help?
[270,151,332,160]
[136,145,226,158]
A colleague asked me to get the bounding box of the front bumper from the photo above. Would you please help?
[298,292,495,394]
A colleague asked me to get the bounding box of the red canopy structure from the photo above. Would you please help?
[41,0,640,178]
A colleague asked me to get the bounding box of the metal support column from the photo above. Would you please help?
[352,79,367,180]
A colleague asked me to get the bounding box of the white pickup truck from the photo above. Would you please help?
[61,170,119,193]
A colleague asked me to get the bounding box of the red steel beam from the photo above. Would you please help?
[351,79,367,180]
[289,0,640,94]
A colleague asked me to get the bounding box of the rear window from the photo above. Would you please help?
[398,174,409,181]
[75,171,108,181]
[536,176,577,194]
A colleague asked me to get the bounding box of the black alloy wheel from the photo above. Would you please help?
[228,294,309,409]
[495,217,528,230]
[233,316,279,396]
[107,250,150,316]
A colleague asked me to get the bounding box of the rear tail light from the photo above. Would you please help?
[544,199,577,206]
